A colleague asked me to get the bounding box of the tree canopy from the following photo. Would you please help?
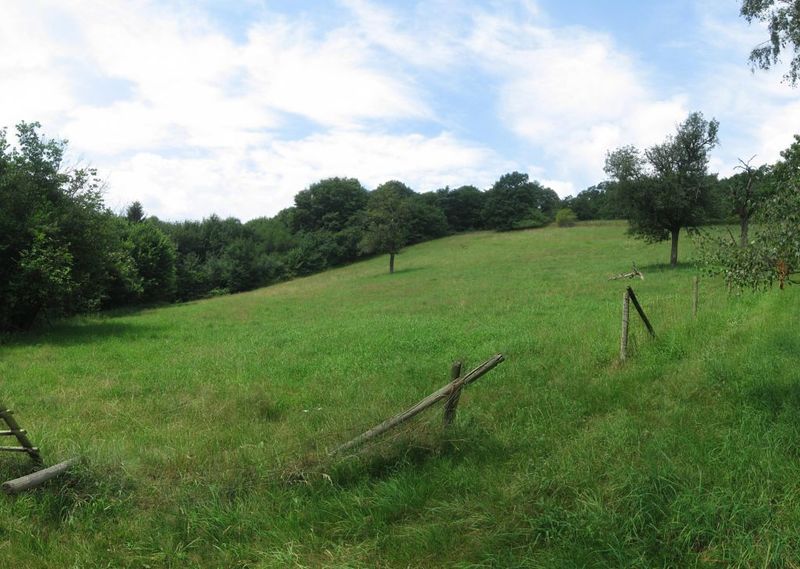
[482,172,558,231]
[359,181,412,274]
[605,112,720,267]
[0,122,179,330]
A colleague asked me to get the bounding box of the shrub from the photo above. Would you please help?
[511,210,549,230]
[556,208,578,227]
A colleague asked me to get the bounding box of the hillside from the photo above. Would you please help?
[1,222,798,568]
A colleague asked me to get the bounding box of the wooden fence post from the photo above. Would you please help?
[330,354,505,455]
[620,289,630,361]
[443,361,463,428]
[692,276,699,318]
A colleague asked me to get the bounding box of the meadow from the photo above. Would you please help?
[1,221,798,568]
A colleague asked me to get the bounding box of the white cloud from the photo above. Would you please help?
[101,129,510,220]
[464,11,690,189]
[4,0,798,217]
[240,19,429,128]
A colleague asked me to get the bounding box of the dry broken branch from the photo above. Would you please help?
[609,263,644,281]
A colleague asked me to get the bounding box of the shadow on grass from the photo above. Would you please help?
[1,319,167,348]
[635,261,699,272]
[311,422,510,489]
[366,266,427,278]
[747,381,800,418]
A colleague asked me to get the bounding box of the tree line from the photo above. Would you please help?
[2,113,797,333]
[0,122,565,332]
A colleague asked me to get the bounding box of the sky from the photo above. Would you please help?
[2,0,798,221]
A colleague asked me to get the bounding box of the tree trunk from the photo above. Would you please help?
[389,252,395,274]
[740,214,749,248]
[670,228,680,268]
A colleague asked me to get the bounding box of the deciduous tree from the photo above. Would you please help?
[703,135,800,289]
[360,181,411,274]
[605,112,719,267]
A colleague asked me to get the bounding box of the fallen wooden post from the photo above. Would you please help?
[442,361,463,428]
[626,286,655,338]
[2,458,77,495]
[331,354,505,455]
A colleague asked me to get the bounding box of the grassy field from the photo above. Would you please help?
[1,221,798,568]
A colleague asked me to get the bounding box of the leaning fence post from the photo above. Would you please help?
[692,276,699,318]
[626,287,656,338]
[443,360,463,428]
[620,289,630,361]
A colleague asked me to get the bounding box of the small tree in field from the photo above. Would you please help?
[605,112,719,267]
[360,181,411,274]
[703,135,800,289]
[720,157,774,247]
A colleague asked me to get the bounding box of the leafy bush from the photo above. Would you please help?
[511,210,549,230]
[556,208,578,227]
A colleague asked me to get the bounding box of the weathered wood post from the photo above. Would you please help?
[620,289,630,361]
[443,361,463,428]
[2,458,77,494]
[692,276,699,318]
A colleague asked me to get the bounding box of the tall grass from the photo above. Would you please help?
[0,222,797,567]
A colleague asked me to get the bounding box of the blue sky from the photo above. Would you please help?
[1,0,798,221]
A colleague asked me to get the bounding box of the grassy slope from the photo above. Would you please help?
[1,221,799,568]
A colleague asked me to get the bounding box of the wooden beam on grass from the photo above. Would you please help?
[331,354,505,455]
[2,459,77,495]
[626,287,655,338]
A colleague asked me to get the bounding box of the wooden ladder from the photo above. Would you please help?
[0,406,42,466]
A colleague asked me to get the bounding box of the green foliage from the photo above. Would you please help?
[360,181,412,272]
[605,112,720,266]
[291,177,368,233]
[435,185,486,231]
[483,172,558,231]
[702,135,800,289]
[741,0,800,85]
[128,222,177,302]
[718,160,775,246]
[562,182,623,220]
[511,209,549,230]
[125,201,145,223]
[555,208,578,227]
[405,192,449,244]
[0,122,136,329]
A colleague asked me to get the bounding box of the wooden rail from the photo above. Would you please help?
[331,354,505,455]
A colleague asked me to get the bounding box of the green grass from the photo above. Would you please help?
[1,221,799,567]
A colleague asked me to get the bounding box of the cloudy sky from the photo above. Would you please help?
[2,0,798,221]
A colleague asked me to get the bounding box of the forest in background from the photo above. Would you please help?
[0,117,796,333]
